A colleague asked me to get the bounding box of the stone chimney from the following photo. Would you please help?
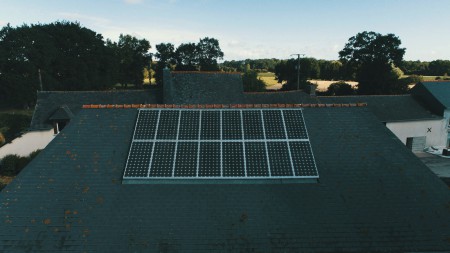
[308,84,318,96]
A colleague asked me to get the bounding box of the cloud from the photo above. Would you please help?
[124,0,144,4]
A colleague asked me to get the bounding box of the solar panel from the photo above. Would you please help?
[149,142,176,177]
[123,108,319,183]
[178,111,200,140]
[174,142,198,176]
[156,110,179,140]
[200,111,220,140]
[199,142,221,176]
[222,110,242,140]
[222,142,245,177]
[242,111,264,139]
[133,110,158,140]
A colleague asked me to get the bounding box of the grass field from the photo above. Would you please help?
[257,72,280,87]
[422,76,448,81]
[257,72,358,91]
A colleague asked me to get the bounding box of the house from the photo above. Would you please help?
[412,81,450,147]
[1,71,450,252]
[7,70,441,159]
[316,95,446,152]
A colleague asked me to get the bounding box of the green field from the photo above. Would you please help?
[257,72,279,87]
[422,76,448,81]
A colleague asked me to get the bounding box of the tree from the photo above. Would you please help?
[154,43,175,85]
[154,37,224,84]
[318,60,343,80]
[174,43,198,71]
[326,81,355,96]
[339,31,406,94]
[242,70,266,92]
[273,58,321,90]
[196,37,224,71]
[428,60,450,76]
[110,34,151,88]
[0,22,119,108]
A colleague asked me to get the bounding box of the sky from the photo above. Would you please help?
[1,0,450,61]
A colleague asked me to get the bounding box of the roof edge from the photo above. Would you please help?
[81,103,368,109]
[37,89,160,94]
[172,71,241,75]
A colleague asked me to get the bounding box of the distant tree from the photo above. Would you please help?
[0,22,119,108]
[196,37,224,71]
[174,43,198,71]
[154,43,175,85]
[428,60,450,76]
[401,60,429,75]
[274,59,297,84]
[242,70,266,92]
[326,81,355,96]
[339,31,406,94]
[274,58,320,89]
[110,34,151,88]
[318,60,343,80]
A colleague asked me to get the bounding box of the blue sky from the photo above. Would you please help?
[1,0,449,61]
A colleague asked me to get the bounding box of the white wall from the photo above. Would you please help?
[0,130,55,159]
[444,110,450,146]
[386,119,447,147]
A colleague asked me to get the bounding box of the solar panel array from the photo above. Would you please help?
[123,108,318,182]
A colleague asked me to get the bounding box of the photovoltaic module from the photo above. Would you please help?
[123,108,318,184]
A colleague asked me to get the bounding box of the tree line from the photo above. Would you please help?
[2,21,450,107]
[0,22,152,107]
[152,37,224,84]
[0,21,225,108]
[222,57,450,92]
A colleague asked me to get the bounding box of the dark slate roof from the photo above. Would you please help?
[163,71,245,104]
[1,107,449,252]
[420,81,450,108]
[48,105,74,121]
[243,90,318,104]
[412,81,450,115]
[30,89,161,130]
[317,95,440,122]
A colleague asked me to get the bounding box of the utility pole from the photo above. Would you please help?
[290,54,305,90]
[38,69,43,91]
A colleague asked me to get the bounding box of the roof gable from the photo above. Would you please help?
[48,105,74,121]
[415,81,450,111]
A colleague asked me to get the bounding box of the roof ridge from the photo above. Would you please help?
[318,94,410,98]
[244,90,307,94]
[421,80,450,83]
[172,71,241,74]
[37,90,158,94]
[81,103,368,109]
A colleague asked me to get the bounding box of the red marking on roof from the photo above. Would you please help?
[81,103,368,109]
[244,90,306,94]
[172,71,241,75]
[421,80,450,83]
